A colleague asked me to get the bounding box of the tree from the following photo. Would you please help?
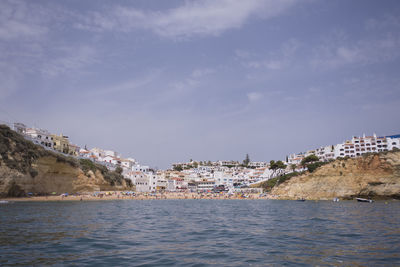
[115,166,123,174]
[243,154,250,166]
[270,160,286,170]
[300,154,319,167]
[173,165,183,171]
[290,164,297,172]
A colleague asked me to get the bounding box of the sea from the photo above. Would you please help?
[1,199,399,266]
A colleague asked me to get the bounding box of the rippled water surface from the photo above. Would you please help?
[1,200,400,266]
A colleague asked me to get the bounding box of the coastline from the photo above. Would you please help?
[1,191,274,202]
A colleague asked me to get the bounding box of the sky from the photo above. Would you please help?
[1,0,400,169]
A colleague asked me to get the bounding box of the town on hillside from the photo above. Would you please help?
[6,122,400,194]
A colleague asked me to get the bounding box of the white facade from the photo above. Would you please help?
[287,153,305,165]
[248,161,268,168]
[197,180,215,191]
[290,133,400,164]
[132,165,150,173]
[315,146,335,162]
[102,155,119,165]
[25,128,54,148]
[135,174,150,192]
[148,173,158,192]
[387,137,400,150]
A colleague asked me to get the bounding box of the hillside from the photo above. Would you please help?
[270,151,400,200]
[0,125,133,197]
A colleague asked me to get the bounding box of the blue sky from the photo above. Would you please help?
[1,0,400,168]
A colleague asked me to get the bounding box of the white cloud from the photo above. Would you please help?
[191,68,215,78]
[241,38,300,70]
[41,45,98,77]
[235,49,252,59]
[365,15,400,31]
[79,0,298,38]
[247,92,263,102]
[311,28,400,68]
[0,0,48,40]
[93,70,162,96]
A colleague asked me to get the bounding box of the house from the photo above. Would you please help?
[197,180,215,192]
[13,122,27,134]
[25,128,54,149]
[135,174,150,192]
[51,134,70,153]
[68,144,80,156]
[101,155,119,165]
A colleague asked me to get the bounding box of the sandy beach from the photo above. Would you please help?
[1,191,273,202]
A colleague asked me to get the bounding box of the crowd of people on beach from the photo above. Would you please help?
[6,191,271,201]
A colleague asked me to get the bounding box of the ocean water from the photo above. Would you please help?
[1,200,399,266]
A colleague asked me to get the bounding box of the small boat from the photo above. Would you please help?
[296,198,306,202]
[0,200,9,204]
[356,197,373,203]
[333,198,339,202]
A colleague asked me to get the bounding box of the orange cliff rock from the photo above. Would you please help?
[271,151,400,200]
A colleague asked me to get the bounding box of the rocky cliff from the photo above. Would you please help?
[271,151,400,200]
[0,125,133,197]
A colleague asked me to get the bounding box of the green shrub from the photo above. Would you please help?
[306,162,327,173]
[124,178,133,187]
[79,159,97,175]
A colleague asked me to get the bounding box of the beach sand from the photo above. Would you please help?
[2,191,273,202]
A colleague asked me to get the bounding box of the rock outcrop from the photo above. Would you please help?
[271,151,400,200]
[0,125,132,197]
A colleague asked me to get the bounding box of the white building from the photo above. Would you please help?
[287,153,305,165]
[335,134,389,158]
[197,180,215,191]
[248,161,268,168]
[315,146,335,162]
[13,123,27,134]
[148,173,158,192]
[387,135,400,150]
[135,174,150,192]
[25,128,53,148]
[101,155,119,165]
[132,165,150,173]
[290,133,400,164]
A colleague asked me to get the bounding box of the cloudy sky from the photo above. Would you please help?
[1,0,400,168]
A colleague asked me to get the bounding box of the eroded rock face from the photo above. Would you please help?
[271,152,400,200]
[0,125,132,197]
[0,156,130,197]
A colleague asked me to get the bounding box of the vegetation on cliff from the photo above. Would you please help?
[252,171,305,191]
[271,150,400,200]
[253,155,329,192]
[0,125,132,196]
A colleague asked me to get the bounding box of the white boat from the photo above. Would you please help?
[356,197,373,203]
[333,198,339,202]
[0,200,9,204]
